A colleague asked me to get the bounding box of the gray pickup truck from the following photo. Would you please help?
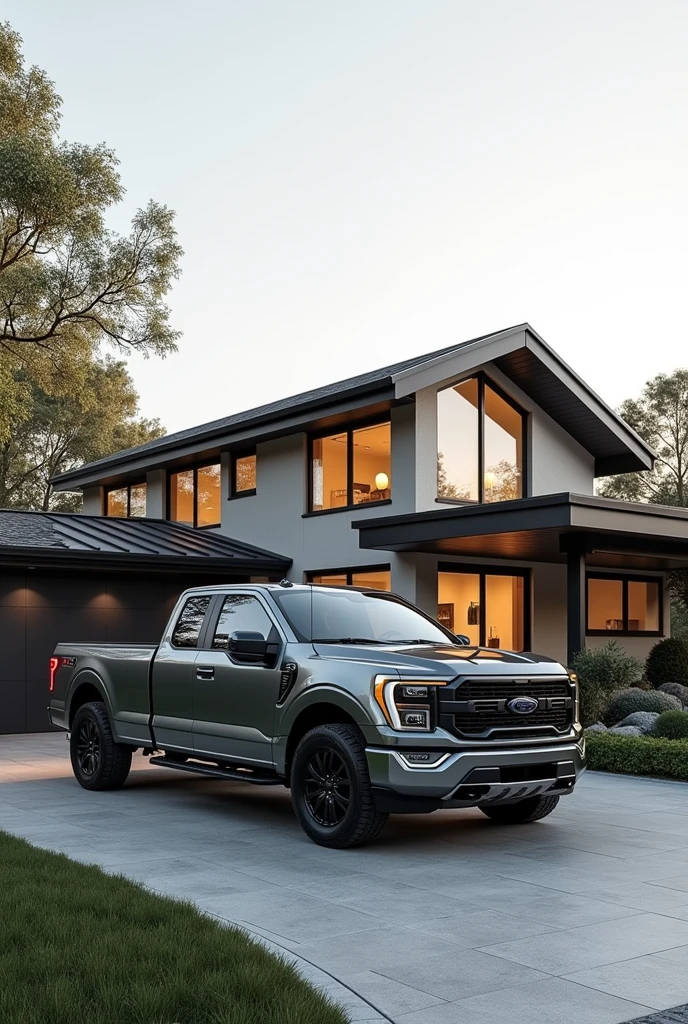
[49,582,585,848]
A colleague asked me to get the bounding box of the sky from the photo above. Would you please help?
[7,0,688,434]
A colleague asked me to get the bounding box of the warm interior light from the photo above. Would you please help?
[375,472,389,491]
[484,471,497,489]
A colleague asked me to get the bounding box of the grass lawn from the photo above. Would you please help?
[0,830,349,1024]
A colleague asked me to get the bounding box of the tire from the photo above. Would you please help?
[291,724,388,848]
[70,702,132,791]
[480,794,560,824]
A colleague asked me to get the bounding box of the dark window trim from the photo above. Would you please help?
[168,461,222,528]
[307,414,391,514]
[305,563,392,586]
[438,561,531,650]
[201,590,283,651]
[437,371,528,505]
[586,571,663,637]
[230,448,257,500]
[105,480,147,518]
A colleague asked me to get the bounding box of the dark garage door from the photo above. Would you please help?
[0,572,200,734]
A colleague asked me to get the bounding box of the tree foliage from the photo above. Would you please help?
[0,22,182,440]
[0,356,164,511]
[599,369,688,506]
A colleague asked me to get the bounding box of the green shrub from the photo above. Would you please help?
[604,687,681,725]
[570,642,643,726]
[658,681,688,706]
[646,637,688,688]
[654,710,688,739]
[586,732,688,781]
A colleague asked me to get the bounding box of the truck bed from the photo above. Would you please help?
[51,642,158,746]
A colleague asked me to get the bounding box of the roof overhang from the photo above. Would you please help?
[353,493,688,570]
[392,327,654,477]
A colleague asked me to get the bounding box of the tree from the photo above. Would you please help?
[598,369,688,506]
[437,452,468,500]
[0,23,182,437]
[0,356,164,511]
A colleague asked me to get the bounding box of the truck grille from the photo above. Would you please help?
[440,677,574,740]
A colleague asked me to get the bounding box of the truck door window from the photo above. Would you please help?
[212,595,274,649]
[171,596,212,649]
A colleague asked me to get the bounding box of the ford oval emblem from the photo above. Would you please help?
[507,696,539,715]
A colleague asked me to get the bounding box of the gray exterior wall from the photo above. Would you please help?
[82,486,103,516]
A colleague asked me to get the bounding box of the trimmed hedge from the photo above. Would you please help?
[646,636,688,688]
[586,732,688,781]
[654,710,688,739]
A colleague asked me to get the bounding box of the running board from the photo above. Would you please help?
[148,756,281,785]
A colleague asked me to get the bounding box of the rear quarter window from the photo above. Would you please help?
[171,596,212,649]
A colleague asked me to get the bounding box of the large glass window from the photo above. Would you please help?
[437,375,525,504]
[169,464,221,527]
[587,575,662,635]
[308,567,391,591]
[438,567,528,651]
[310,420,391,512]
[105,482,146,518]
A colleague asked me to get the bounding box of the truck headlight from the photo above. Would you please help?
[373,676,449,731]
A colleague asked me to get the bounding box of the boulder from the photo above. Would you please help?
[608,725,643,737]
[585,723,608,734]
[615,711,659,735]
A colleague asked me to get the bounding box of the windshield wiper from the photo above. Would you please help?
[312,637,394,645]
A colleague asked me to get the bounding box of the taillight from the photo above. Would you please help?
[49,656,75,692]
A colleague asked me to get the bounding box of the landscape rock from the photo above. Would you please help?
[615,711,660,735]
[585,723,608,734]
[608,725,643,737]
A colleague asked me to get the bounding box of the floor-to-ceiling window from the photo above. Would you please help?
[437,374,526,503]
[438,565,528,651]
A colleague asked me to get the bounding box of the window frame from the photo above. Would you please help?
[167,461,222,529]
[438,562,531,650]
[306,415,392,515]
[305,563,392,587]
[586,572,663,637]
[436,371,528,505]
[105,481,147,518]
[200,590,284,653]
[230,448,257,499]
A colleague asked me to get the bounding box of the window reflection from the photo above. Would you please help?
[437,378,479,501]
[234,453,256,494]
[484,384,523,503]
[169,464,221,527]
[197,464,221,527]
[105,483,146,518]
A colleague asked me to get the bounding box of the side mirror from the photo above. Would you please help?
[454,633,471,646]
[229,630,268,661]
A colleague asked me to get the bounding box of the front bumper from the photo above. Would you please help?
[366,739,586,812]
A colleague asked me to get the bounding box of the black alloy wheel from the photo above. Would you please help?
[69,702,133,791]
[76,716,101,777]
[303,748,352,826]
[290,723,388,848]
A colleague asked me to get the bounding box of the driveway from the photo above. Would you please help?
[2,734,688,1024]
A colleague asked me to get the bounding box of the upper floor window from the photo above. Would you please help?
[437,374,525,503]
[169,463,221,527]
[231,451,256,497]
[587,574,662,636]
[309,420,391,512]
[105,482,146,518]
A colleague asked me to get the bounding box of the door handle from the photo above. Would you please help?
[196,666,215,680]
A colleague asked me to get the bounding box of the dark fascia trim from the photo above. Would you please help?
[52,383,398,491]
[0,547,292,575]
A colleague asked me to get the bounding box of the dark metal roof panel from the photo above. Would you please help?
[0,510,291,569]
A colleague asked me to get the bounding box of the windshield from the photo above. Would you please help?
[272,588,458,645]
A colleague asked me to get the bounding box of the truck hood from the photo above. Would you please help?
[311,642,566,678]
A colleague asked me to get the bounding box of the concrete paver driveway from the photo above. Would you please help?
[3,734,688,1024]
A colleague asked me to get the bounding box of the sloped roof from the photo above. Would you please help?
[0,510,291,574]
[52,322,654,488]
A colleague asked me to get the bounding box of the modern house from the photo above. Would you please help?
[4,322,688,734]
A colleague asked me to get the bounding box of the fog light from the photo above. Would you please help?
[399,751,450,768]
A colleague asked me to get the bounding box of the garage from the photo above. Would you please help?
[0,511,291,733]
